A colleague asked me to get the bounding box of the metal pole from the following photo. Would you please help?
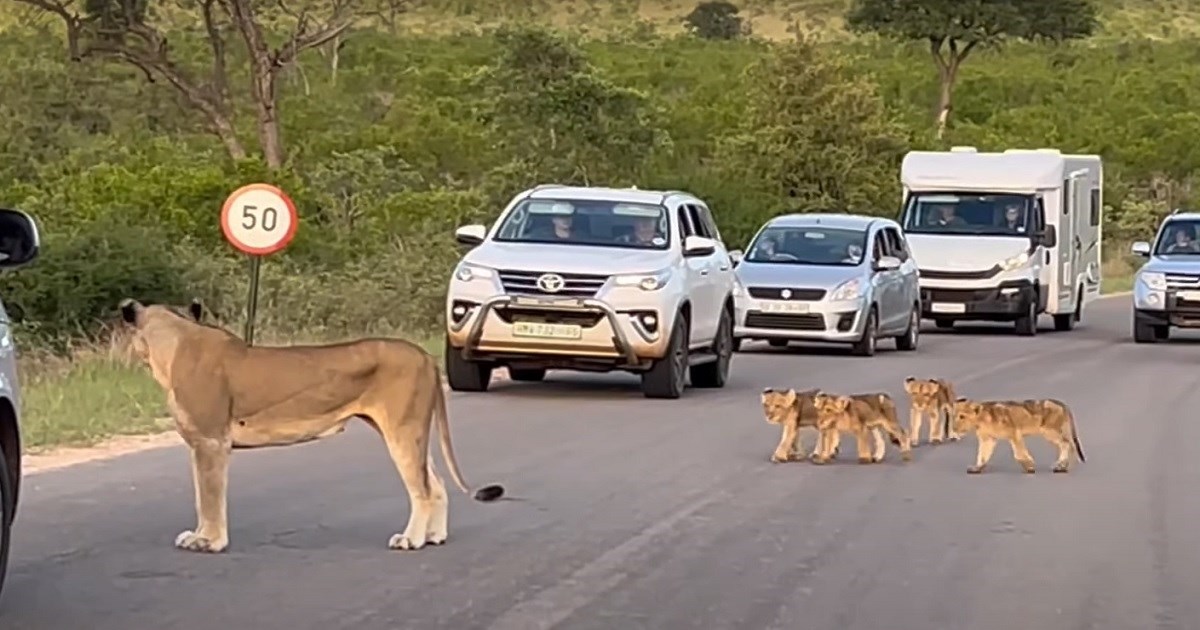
[244,254,262,345]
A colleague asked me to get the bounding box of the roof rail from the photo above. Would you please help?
[531,183,565,191]
[1171,208,1182,215]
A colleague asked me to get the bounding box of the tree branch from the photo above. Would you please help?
[928,36,947,71]
[199,0,231,106]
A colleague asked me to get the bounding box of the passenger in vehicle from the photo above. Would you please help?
[1002,203,1026,232]
[616,215,661,246]
[926,203,967,227]
[1166,226,1200,253]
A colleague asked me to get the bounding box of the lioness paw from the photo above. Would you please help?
[1052,463,1070,473]
[174,530,227,553]
[388,533,427,551]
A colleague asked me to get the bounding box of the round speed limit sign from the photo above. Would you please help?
[220,183,298,255]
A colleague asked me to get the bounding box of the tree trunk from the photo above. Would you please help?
[252,68,286,169]
[934,62,958,140]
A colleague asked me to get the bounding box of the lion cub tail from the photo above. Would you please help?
[433,370,505,502]
[1059,400,1086,463]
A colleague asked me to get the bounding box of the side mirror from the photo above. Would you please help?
[1039,225,1057,248]
[0,208,40,269]
[683,235,717,257]
[729,249,743,268]
[1131,241,1151,257]
[454,224,487,247]
[874,255,902,271]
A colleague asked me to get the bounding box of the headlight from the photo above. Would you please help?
[613,269,672,291]
[1139,271,1166,291]
[455,263,495,282]
[999,252,1031,271]
[829,278,862,301]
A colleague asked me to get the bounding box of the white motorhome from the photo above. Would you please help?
[898,147,1103,335]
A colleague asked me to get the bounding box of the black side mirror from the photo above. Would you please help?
[0,208,40,269]
[1038,224,1057,248]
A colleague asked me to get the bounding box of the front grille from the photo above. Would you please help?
[923,288,996,302]
[494,307,604,327]
[745,312,826,331]
[747,286,826,300]
[919,266,1000,280]
[498,269,610,298]
[1166,273,1200,290]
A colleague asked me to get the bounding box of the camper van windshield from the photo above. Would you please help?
[1154,220,1200,255]
[903,193,1034,237]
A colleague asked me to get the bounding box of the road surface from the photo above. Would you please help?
[3,294,1198,630]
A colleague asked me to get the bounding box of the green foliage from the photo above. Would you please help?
[0,9,1188,350]
[683,1,747,40]
[846,0,1100,46]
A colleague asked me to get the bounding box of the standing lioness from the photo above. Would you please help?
[119,299,504,553]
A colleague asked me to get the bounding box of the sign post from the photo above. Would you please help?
[220,183,298,345]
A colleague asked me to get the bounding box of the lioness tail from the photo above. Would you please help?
[1062,401,1086,463]
[433,368,505,502]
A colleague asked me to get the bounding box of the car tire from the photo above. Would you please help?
[1133,317,1157,343]
[642,312,688,399]
[1014,298,1038,336]
[895,305,920,351]
[508,368,546,382]
[692,308,733,388]
[731,337,743,353]
[1053,292,1079,331]
[851,307,878,357]
[444,335,494,392]
[0,447,12,599]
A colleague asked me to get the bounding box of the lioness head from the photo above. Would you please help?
[903,376,943,407]
[760,387,798,424]
[119,298,205,362]
[952,397,984,432]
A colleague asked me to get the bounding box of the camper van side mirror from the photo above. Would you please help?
[1131,241,1151,257]
[1039,225,1057,248]
[0,208,40,269]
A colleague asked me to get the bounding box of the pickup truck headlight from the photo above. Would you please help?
[999,252,1031,271]
[455,263,495,282]
[613,269,672,291]
[1139,271,1166,291]
[829,278,862,301]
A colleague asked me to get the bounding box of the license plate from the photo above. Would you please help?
[930,302,966,314]
[512,322,583,339]
[1180,290,1200,301]
[760,301,810,314]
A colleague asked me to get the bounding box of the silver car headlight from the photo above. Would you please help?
[829,278,862,301]
[613,268,673,291]
[454,262,496,282]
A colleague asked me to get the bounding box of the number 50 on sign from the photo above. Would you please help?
[220,183,298,345]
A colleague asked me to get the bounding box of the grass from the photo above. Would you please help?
[16,331,443,454]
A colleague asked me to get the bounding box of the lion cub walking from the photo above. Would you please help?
[811,392,912,464]
[902,377,962,446]
[952,397,1086,474]
[760,387,840,462]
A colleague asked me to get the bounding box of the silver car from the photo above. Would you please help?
[731,213,921,356]
[0,207,41,600]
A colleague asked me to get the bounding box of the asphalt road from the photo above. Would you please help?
[3,294,1199,630]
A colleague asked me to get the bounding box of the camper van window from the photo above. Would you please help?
[902,192,1035,237]
[1155,221,1200,255]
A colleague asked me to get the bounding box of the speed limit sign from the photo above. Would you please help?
[220,183,297,255]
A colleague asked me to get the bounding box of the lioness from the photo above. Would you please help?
[952,397,1086,474]
[810,392,912,464]
[902,376,962,446]
[760,387,839,462]
[119,298,504,554]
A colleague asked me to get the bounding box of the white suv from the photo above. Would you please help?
[0,207,41,601]
[445,185,737,399]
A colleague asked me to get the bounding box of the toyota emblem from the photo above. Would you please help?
[780,289,792,299]
[536,273,565,293]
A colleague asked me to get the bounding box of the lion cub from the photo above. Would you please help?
[810,392,912,464]
[952,397,1087,474]
[902,376,962,446]
[760,387,838,462]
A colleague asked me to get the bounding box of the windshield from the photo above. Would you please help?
[745,225,868,266]
[1154,220,1200,255]
[494,198,670,250]
[902,192,1033,236]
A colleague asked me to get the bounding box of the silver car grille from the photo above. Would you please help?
[497,269,610,298]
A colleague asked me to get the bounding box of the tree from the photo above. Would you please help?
[718,36,909,240]
[683,1,746,41]
[13,0,361,168]
[846,0,1099,138]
